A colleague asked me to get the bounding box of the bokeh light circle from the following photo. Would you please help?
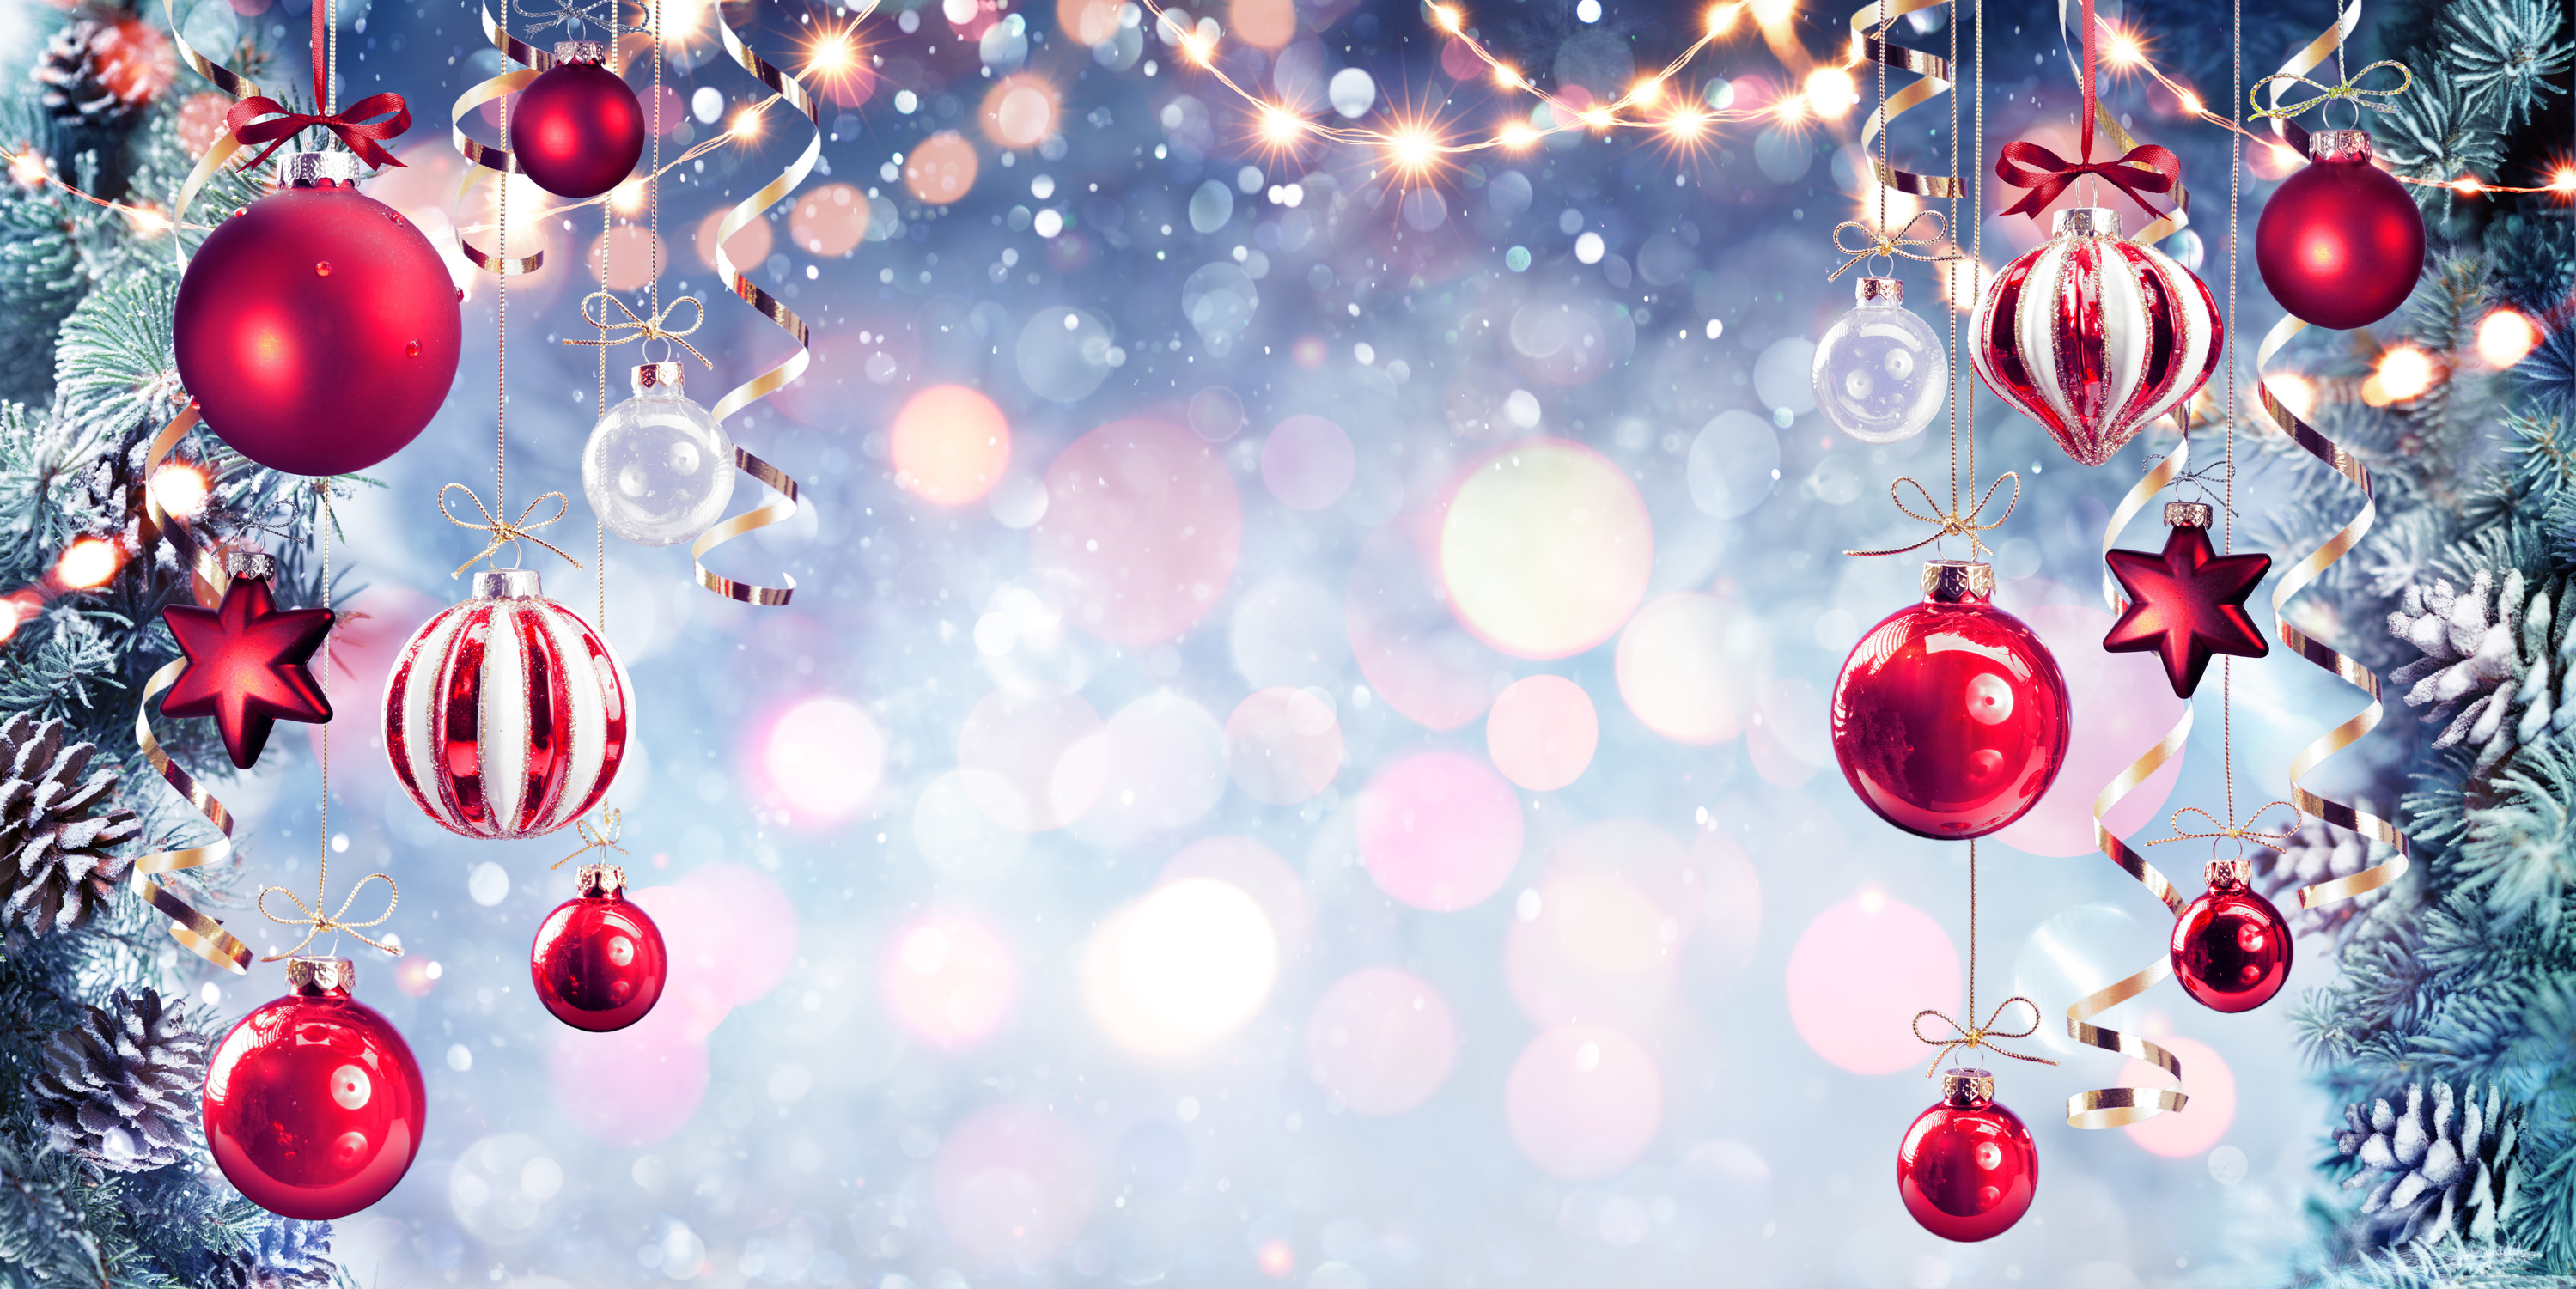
[1224,686,1343,805]
[904,130,980,204]
[696,204,770,271]
[1485,674,1598,790]
[891,385,1012,506]
[762,696,885,821]
[1439,440,1653,659]
[980,73,1060,149]
[1615,592,1769,744]
[547,1004,709,1147]
[957,684,1107,832]
[1160,835,1311,956]
[1346,523,1508,731]
[1506,869,1676,1026]
[1784,891,1960,1074]
[933,1104,1095,1264]
[1306,968,1458,1114]
[1031,419,1244,646]
[1083,878,1279,1059]
[788,182,869,256]
[1261,414,1355,510]
[1357,751,1524,911]
[885,915,1015,1048]
[1067,692,1229,848]
[1504,1022,1664,1180]
[2122,1033,2236,1158]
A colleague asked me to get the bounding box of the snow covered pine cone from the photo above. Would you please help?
[32,987,205,1172]
[30,8,172,132]
[2388,569,2576,775]
[0,712,140,936]
[221,1216,337,1289]
[2336,1080,2524,1247]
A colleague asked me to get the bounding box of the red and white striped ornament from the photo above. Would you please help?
[1972,206,2222,468]
[382,569,631,840]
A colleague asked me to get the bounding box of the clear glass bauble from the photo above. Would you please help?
[582,363,735,547]
[1811,277,1947,444]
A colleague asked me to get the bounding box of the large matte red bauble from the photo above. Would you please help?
[203,958,425,1220]
[2256,130,2424,332]
[514,53,645,199]
[1898,1070,2037,1243]
[2171,860,2294,1012]
[1830,562,2072,839]
[173,179,461,477]
[531,865,667,1031]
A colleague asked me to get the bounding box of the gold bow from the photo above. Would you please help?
[560,292,714,369]
[259,872,402,959]
[1828,209,1956,281]
[554,809,626,870]
[1843,473,2021,559]
[440,483,583,576]
[2148,801,2300,854]
[1913,997,2057,1077]
[2249,60,2412,121]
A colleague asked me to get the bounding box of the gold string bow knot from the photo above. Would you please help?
[2149,801,2301,854]
[561,292,713,368]
[1912,997,2058,1077]
[440,483,584,576]
[259,872,401,960]
[2249,60,2412,121]
[1828,208,1957,281]
[554,809,626,870]
[1844,472,2022,559]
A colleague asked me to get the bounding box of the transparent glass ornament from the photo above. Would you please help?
[1811,276,1946,444]
[582,362,735,546]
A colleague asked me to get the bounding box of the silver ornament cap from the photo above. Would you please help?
[631,362,686,395]
[280,150,362,188]
[472,568,545,600]
[2308,129,2373,164]
[553,40,608,64]
[1855,275,1903,306]
[2052,205,2122,240]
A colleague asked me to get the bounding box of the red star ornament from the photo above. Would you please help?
[2104,518,2272,698]
[161,573,335,769]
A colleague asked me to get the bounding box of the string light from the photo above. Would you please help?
[149,461,212,520]
[2476,310,2543,368]
[53,538,122,591]
[2365,345,2439,404]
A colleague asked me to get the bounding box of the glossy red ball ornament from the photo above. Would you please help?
[172,152,461,477]
[2171,858,2295,1012]
[1830,561,2073,839]
[203,958,426,1220]
[513,42,645,200]
[2256,129,2425,332]
[1898,1068,2038,1243]
[531,863,667,1031]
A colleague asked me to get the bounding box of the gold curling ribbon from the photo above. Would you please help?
[1913,998,2058,1077]
[131,404,251,973]
[2256,314,2412,906]
[450,0,549,276]
[163,0,265,258]
[1842,472,2019,559]
[1849,0,1960,199]
[691,3,821,608]
[2063,433,2193,1129]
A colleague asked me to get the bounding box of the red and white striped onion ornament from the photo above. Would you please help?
[1971,206,2222,468]
[382,569,632,840]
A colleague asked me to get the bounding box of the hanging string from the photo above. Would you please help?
[1912,843,2055,1074]
[1841,474,2021,559]
[257,490,399,962]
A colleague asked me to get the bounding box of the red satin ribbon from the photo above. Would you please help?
[1994,0,2175,222]
[222,0,411,172]
[224,93,413,171]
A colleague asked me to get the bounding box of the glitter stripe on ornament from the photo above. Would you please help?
[1849,0,1959,199]
[449,0,550,276]
[691,5,821,608]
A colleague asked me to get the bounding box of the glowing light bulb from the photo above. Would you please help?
[1386,126,1440,176]
[1804,68,1859,119]
[2267,372,2317,422]
[2177,91,2202,115]
[2103,27,2143,66]
[1498,122,1539,149]
[2477,310,2543,368]
[1629,78,1663,107]
[1708,2,1739,32]
[150,462,211,520]
[1751,0,1795,24]
[2553,168,2576,192]
[1431,4,1460,30]
[54,538,120,590]
[2369,346,2438,404]
[9,152,46,187]
[1258,105,1305,146]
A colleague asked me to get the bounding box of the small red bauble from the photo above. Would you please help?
[1831,561,2073,839]
[513,42,645,199]
[2171,858,2294,1012]
[160,552,334,769]
[1897,1068,2038,1243]
[172,152,461,477]
[531,864,667,1031]
[2103,502,2272,699]
[2255,130,2425,332]
[1972,204,2222,467]
[203,958,425,1220]
[381,568,632,841]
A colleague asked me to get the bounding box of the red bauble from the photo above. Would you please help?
[1830,561,2073,839]
[2256,130,2425,332]
[2103,504,2273,699]
[2171,858,2294,1012]
[1898,1069,2038,1243]
[203,958,425,1220]
[161,557,334,769]
[381,568,632,840]
[513,45,645,200]
[531,864,667,1031]
[1972,204,2222,467]
[173,157,462,477]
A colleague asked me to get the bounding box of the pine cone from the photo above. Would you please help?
[242,1215,334,1289]
[2336,1080,2523,1248]
[31,15,172,129]
[0,712,142,935]
[2386,570,2569,774]
[32,987,205,1172]
[2252,814,2390,942]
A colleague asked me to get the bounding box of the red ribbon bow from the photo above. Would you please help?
[224,93,413,173]
[1994,0,2177,222]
